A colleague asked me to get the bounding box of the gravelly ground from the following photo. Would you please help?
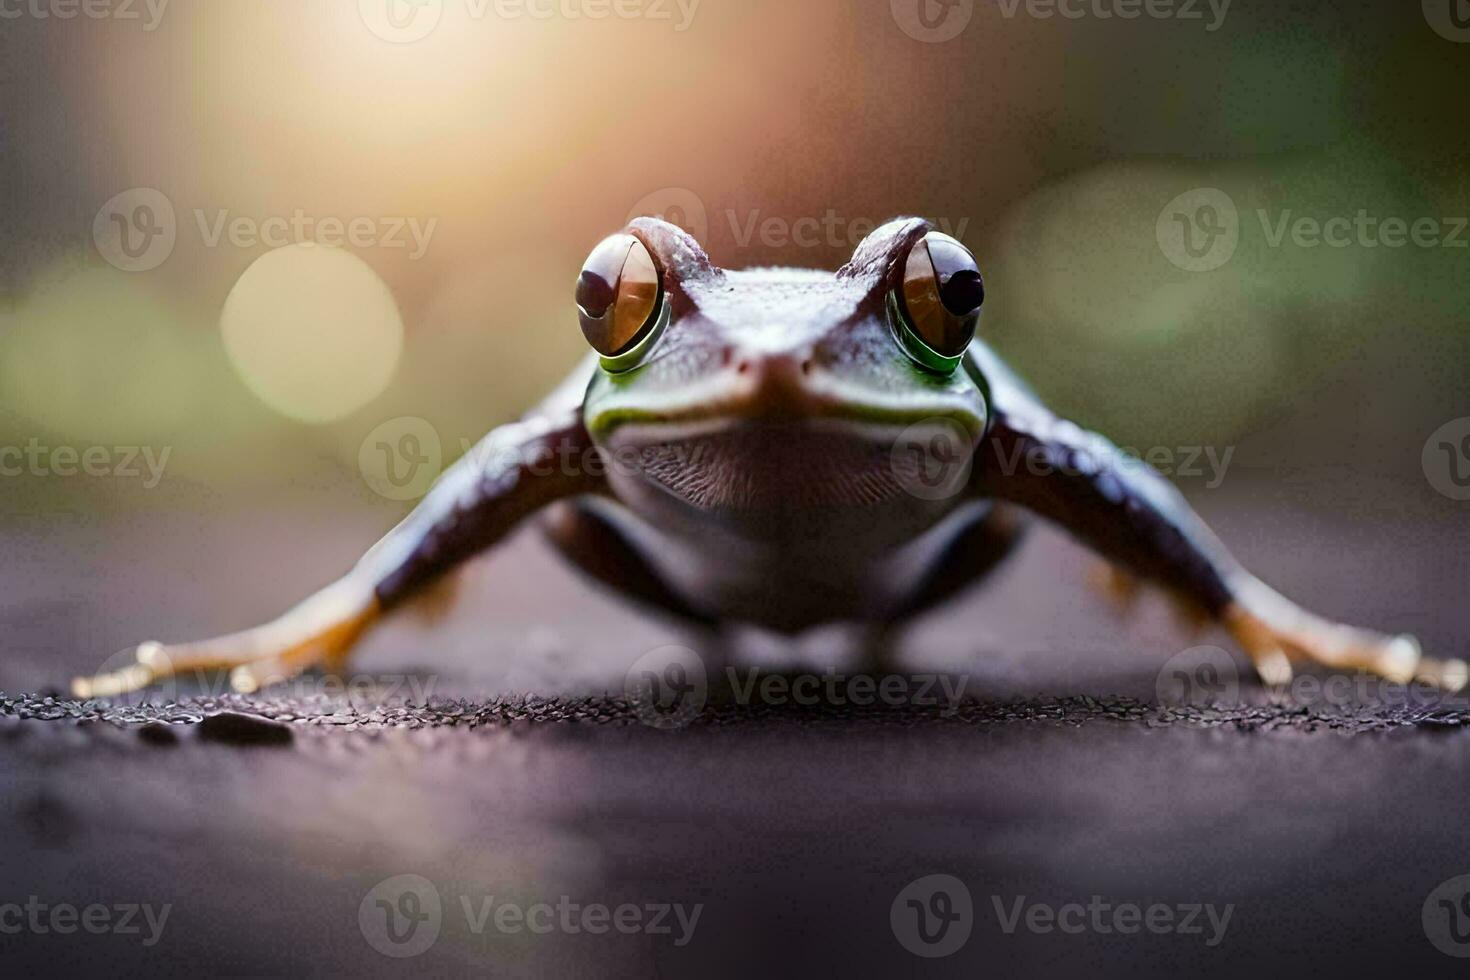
[2,471,1469,977]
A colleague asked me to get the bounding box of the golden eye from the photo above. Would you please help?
[894,232,983,370]
[576,234,661,359]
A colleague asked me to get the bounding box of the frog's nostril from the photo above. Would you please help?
[730,351,813,388]
[722,348,821,417]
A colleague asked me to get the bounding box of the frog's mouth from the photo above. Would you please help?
[600,416,980,513]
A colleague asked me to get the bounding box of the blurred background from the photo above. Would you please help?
[0,0,1466,671]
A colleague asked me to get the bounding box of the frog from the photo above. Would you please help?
[72,216,1466,699]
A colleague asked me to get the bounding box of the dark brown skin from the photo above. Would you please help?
[73,217,1464,697]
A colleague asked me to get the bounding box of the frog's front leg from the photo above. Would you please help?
[975,409,1467,691]
[72,410,602,697]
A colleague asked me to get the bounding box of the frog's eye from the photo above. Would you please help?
[890,232,983,373]
[577,234,664,368]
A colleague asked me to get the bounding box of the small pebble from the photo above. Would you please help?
[137,722,181,746]
[197,711,294,747]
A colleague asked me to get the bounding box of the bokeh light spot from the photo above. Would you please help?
[220,244,403,423]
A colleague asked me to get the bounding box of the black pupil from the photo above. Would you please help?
[939,270,984,317]
[576,269,617,318]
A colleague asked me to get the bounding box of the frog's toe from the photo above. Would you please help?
[1223,600,1467,693]
[227,649,327,694]
[1249,646,1294,689]
[70,578,380,699]
[71,644,165,698]
[1413,653,1469,694]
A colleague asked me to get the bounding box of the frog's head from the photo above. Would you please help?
[578,216,988,528]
